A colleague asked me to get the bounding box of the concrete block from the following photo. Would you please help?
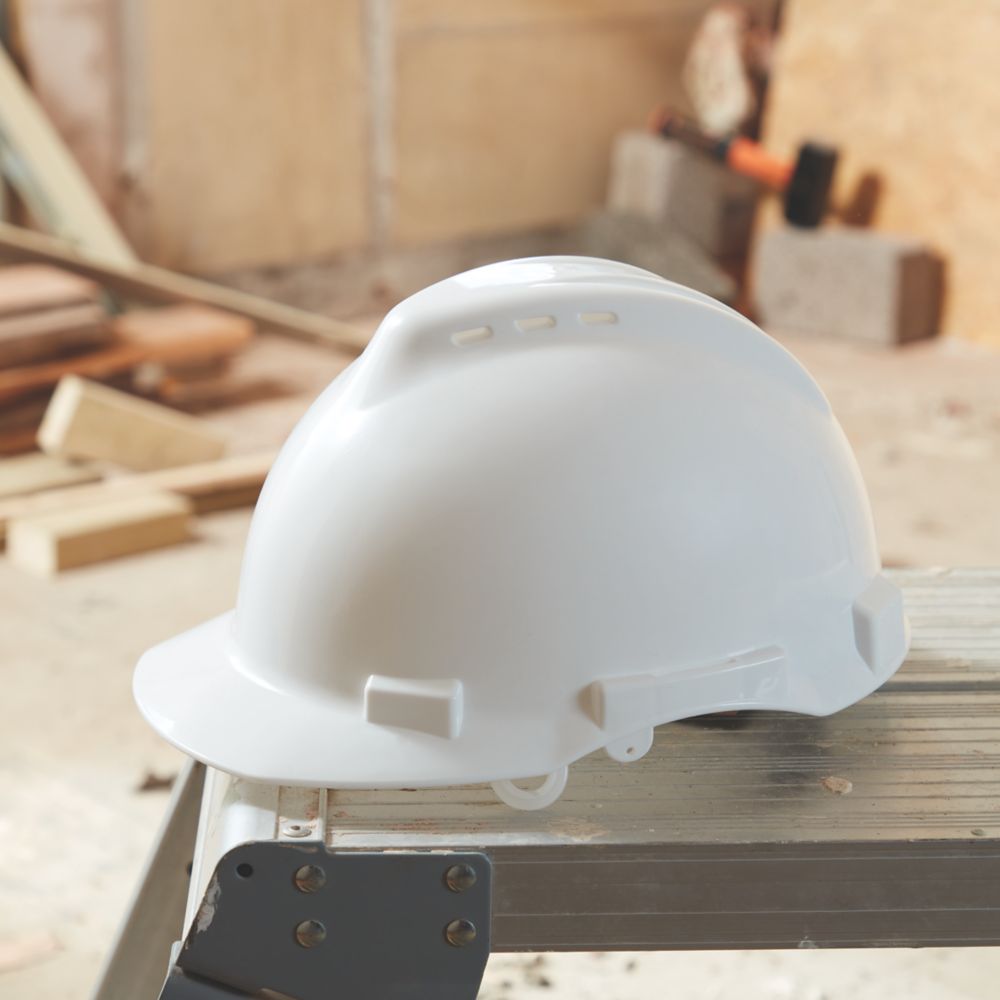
[607,131,758,257]
[754,226,944,345]
[576,211,736,305]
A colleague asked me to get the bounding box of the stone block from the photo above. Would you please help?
[576,211,736,305]
[754,225,943,345]
[607,130,758,257]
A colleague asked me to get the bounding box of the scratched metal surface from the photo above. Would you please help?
[324,569,1000,848]
[222,570,1000,950]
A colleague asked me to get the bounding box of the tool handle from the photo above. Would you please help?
[727,136,793,190]
[650,106,793,192]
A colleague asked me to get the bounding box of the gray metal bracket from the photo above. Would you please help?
[159,843,493,1000]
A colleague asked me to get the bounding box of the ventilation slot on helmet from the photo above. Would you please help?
[450,326,493,347]
[515,315,557,332]
[579,311,618,326]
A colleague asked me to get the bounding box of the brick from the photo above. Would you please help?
[753,226,943,346]
[607,131,758,257]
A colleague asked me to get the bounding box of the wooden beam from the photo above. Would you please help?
[0,301,108,367]
[0,221,369,352]
[0,307,252,404]
[7,491,192,576]
[0,450,274,542]
[38,375,227,471]
[0,452,100,499]
[0,341,148,403]
[0,264,102,316]
[0,45,135,265]
[112,304,253,352]
[0,425,39,456]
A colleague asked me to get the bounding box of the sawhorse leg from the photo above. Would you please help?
[90,760,205,1000]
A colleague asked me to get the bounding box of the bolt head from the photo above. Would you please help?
[443,863,477,893]
[283,823,312,839]
[444,918,477,947]
[293,864,327,893]
[294,919,327,948]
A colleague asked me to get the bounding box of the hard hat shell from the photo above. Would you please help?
[134,257,908,807]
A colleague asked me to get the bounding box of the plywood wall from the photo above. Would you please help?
[760,0,1000,341]
[17,0,773,273]
[390,0,712,245]
[129,0,371,270]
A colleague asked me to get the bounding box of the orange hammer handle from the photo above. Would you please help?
[726,137,794,191]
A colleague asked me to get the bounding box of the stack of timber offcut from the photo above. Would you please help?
[0,265,109,367]
[0,265,109,454]
[0,379,275,577]
[0,263,256,453]
[0,261,274,576]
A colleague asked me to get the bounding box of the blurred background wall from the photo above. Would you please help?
[15,0,776,269]
[11,0,1000,340]
[760,0,1000,344]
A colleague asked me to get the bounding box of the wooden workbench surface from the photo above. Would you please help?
[327,568,1000,847]
[319,569,1000,950]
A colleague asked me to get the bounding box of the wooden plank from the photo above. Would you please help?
[0,264,101,317]
[0,341,146,403]
[6,490,192,575]
[0,395,48,432]
[0,452,100,499]
[0,308,251,404]
[0,221,368,351]
[0,450,274,542]
[0,301,108,366]
[111,304,253,354]
[37,375,227,470]
[0,425,39,456]
[0,45,135,265]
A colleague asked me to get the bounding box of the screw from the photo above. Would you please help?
[443,863,477,893]
[294,864,326,893]
[283,823,312,839]
[444,918,477,947]
[294,919,327,948]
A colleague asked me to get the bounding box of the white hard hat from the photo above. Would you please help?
[134,257,908,810]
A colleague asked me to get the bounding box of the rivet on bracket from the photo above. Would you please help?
[444,918,477,947]
[443,863,477,893]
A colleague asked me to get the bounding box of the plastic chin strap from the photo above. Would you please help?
[491,766,569,811]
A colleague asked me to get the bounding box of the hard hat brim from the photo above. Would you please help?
[134,581,908,789]
[133,611,602,787]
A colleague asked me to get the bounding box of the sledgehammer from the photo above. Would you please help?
[649,108,838,229]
